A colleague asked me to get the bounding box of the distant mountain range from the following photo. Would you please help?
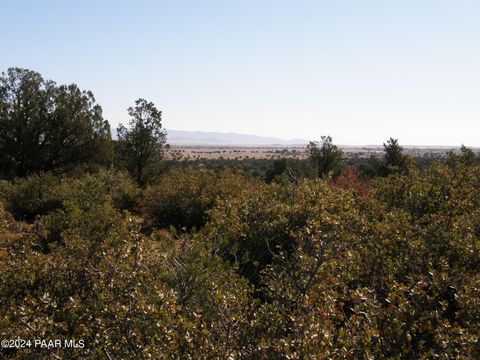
[112,128,309,145]
[110,129,473,148]
[165,129,309,145]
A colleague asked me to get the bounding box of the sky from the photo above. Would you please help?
[1,0,480,145]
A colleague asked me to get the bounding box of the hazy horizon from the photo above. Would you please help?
[160,129,477,147]
[2,0,480,146]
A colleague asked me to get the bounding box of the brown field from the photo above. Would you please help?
[165,145,463,161]
[165,146,308,160]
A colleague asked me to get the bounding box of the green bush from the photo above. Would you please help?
[94,169,141,211]
[1,160,479,358]
[207,179,363,284]
[58,169,140,212]
[142,168,256,230]
[0,170,140,222]
[0,173,62,221]
[0,198,255,358]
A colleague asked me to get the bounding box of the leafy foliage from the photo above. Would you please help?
[1,159,479,358]
[0,68,113,178]
[116,99,167,186]
[381,137,410,176]
[0,169,140,222]
[143,168,255,231]
[0,173,62,221]
[1,67,479,358]
[307,136,343,178]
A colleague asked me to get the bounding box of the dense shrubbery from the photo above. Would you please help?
[59,169,141,212]
[142,168,257,230]
[0,169,140,222]
[1,158,479,358]
[0,200,12,232]
[0,173,62,221]
[1,67,479,358]
[207,180,362,285]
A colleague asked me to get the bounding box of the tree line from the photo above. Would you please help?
[0,68,166,185]
[3,67,476,186]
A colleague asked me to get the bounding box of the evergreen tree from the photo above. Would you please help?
[0,68,112,178]
[117,99,167,185]
[307,136,343,178]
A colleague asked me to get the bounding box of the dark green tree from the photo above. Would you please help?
[116,99,167,185]
[265,159,287,183]
[459,144,477,165]
[447,144,478,167]
[381,137,408,176]
[359,155,383,178]
[0,68,113,178]
[307,136,343,178]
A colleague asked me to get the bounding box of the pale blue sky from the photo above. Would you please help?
[2,0,480,145]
